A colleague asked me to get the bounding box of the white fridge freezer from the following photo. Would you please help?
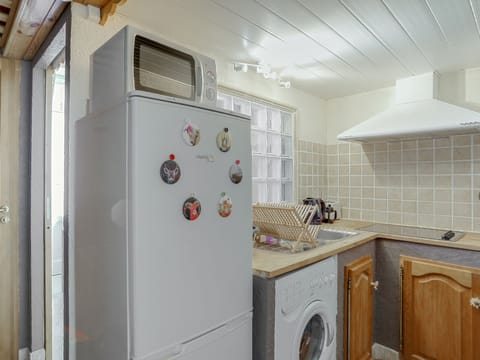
[74,93,252,360]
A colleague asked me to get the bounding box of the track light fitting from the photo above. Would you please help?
[263,71,277,80]
[233,62,291,88]
[256,63,271,74]
[233,63,248,72]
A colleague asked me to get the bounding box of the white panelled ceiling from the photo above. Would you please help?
[118,0,480,99]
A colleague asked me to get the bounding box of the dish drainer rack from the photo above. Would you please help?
[253,203,320,252]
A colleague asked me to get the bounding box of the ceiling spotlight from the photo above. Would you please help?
[279,80,291,89]
[263,71,277,80]
[233,63,248,72]
[256,63,271,74]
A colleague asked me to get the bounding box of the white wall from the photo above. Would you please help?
[325,69,480,144]
[439,68,480,112]
[325,86,395,144]
[69,4,325,143]
[69,5,128,122]
[216,60,326,143]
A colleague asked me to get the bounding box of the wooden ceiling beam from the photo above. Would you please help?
[0,0,13,8]
[1,0,126,59]
[0,0,19,49]
[22,0,66,60]
[3,0,66,59]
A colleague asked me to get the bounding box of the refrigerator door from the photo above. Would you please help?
[74,103,130,360]
[127,96,252,358]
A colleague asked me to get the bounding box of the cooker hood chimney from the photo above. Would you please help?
[337,72,480,142]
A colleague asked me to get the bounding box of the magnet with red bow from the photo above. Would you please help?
[160,154,181,184]
[229,160,243,184]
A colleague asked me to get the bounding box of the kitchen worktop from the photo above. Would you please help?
[252,219,480,278]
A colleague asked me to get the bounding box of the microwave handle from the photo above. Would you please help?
[196,66,203,99]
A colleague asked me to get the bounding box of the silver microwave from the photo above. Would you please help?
[90,26,217,113]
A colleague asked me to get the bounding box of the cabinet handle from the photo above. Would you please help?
[0,205,9,213]
[370,280,379,291]
[471,297,480,309]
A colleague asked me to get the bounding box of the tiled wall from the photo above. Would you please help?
[324,134,480,232]
[296,140,326,201]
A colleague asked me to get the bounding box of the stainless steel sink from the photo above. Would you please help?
[317,229,358,241]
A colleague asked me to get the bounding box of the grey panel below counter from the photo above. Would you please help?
[374,239,480,352]
[253,276,276,360]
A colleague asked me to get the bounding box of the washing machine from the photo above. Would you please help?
[274,256,337,360]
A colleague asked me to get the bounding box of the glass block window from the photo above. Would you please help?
[217,91,294,203]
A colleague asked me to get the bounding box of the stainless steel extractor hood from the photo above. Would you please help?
[337,72,480,142]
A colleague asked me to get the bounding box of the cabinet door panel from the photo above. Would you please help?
[473,275,480,358]
[402,256,480,360]
[344,256,373,360]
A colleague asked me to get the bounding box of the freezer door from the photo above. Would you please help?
[173,312,252,360]
[127,96,252,358]
[132,312,252,360]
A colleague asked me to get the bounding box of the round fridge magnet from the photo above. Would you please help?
[216,127,232,152]
[182,121,200,146]
[218,192,233,218]
[229,160,243,184]
[183,196,201,221]
[160,154,181,185]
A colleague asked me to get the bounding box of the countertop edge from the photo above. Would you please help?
[252,222,480,278]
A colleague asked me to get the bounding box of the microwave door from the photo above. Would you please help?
[134,36,196,101]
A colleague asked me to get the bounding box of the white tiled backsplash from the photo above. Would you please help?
[323,134,480,232]
[296,140,325,201]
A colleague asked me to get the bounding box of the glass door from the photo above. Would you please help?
[45,57,65,360]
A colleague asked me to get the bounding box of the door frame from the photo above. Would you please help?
[30,8,70,359]
[0,57,21,360]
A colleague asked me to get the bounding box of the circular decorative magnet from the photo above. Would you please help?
[218,192,233,218]
[216,127,232,152]
[182,121,200,146]
[160,154,181,184]
[229,160,243,184]
[183,196,201,221]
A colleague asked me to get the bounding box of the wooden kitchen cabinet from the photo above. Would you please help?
[401,256,480,360]
[344,255,375,360]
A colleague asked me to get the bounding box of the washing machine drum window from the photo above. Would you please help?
[299,314,325,360]
[294,302,335,360]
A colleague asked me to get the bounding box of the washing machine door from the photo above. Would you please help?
[293,301,335,360]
